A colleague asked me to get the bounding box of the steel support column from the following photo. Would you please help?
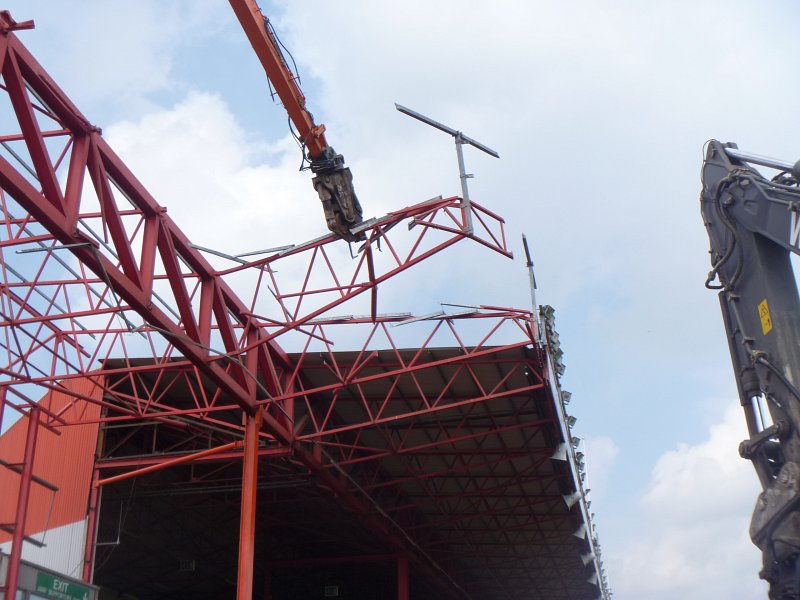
[237,407,263,600]
[398,555,409,600]
[82,467,101,582]
[5,407,40,599]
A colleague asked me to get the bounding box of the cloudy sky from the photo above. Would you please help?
[8,0,800,597]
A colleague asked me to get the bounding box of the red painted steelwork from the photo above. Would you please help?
[5,408,39,599]
[94,439,243,487]
[0,379,101,545]
[237,407,262,600]
[95,445,289,470]
[0,14,604,600]
[398,555,409,600]
[82,468,100,582]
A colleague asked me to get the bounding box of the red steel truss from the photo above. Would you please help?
[0,12,608,600]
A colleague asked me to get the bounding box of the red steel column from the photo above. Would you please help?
[82,468,101,582]
[237,407,263,600]
[0,387,6,433]
[6,407,40,598]
[397,555,409,600]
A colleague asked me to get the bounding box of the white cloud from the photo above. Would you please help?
[609,405,767,600]
[5,0,220,116]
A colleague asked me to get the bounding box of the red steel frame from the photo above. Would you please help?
[0,13,607,600]
[5,406,39,600]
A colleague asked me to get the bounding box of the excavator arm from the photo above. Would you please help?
[228,0,363,240]
[702,140,800,599]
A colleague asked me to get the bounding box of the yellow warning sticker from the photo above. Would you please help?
[759,299,773,335]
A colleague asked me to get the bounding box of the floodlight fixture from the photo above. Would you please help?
[395,102,499,233]
[563,490,583,508]
[551,443,568,461]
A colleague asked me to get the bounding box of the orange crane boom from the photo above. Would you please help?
[228,0,363,240]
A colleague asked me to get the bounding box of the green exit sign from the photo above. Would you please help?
[35,571,91,600]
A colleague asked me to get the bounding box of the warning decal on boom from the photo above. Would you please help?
[759,298,773,335]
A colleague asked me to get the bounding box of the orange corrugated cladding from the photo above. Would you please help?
[0,378,101,542]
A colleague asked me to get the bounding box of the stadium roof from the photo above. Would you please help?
[93,345,601,599]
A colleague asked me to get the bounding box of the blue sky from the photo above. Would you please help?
[7,0,800,597]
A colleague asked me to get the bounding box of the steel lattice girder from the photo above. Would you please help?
[0,20,510,429]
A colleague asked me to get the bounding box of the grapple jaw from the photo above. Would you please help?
[313,166,364,242]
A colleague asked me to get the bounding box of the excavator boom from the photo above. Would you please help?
[228,0,363,240]
[702,140,800,599]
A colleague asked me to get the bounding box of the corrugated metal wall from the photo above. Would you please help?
[0,377,102,577]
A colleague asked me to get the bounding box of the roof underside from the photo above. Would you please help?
[96,346,596,600]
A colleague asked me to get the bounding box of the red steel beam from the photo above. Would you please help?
[96,444,289,470]
[94,439,244,487]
